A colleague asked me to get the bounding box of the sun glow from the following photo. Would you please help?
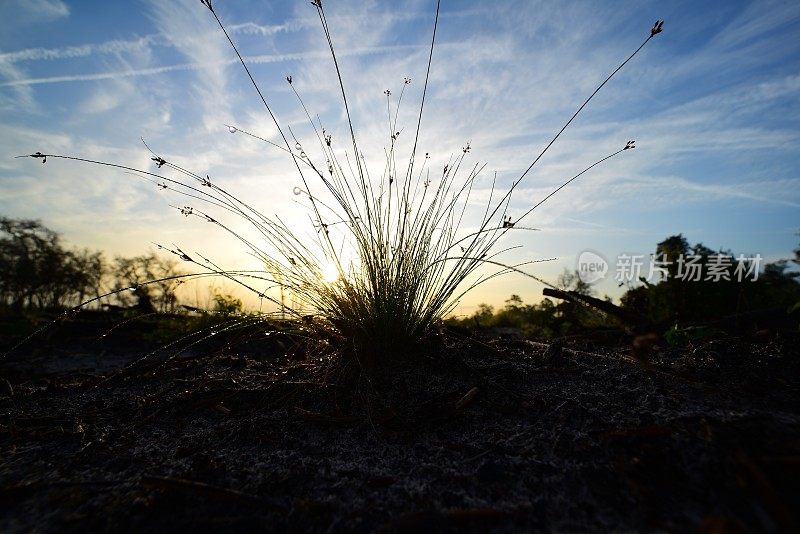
[321,262,341,283]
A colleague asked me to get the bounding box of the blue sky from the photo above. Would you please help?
[1,0,798,312]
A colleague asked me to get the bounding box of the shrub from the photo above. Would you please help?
[213,292,243,316]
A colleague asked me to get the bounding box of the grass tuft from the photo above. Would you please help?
[18,2,664,370]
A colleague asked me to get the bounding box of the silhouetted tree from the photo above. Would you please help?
[472,304,494,327]
[0,217,107,310]
[213,292,243,316]
[621,235,800,324]
[111,253,185,313]
[656,234,689,279]
[552,269,602,333]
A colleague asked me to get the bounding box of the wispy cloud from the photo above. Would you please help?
[709,0,800,52]
[0,36,158,64]
[1,0,68,30]
[0,44,428,88]
[0,59,34,111]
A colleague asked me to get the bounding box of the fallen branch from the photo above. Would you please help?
[543,287,641,325]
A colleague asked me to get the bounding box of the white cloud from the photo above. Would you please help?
[144,0,239,130]
[0,0,69,49]
[709,0,800,52]
[0,58,34,111]
[0,36,157,64]
[4,0,69,24]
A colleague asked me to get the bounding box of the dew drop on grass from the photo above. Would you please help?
[228,126,237,133]
[293,187,303,196]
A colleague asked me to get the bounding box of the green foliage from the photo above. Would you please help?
[450,271,609,339]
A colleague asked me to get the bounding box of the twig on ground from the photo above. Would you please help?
[141,475,277,508]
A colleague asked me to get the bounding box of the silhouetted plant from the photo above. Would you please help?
[19,2,666,367]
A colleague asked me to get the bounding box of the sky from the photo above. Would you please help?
[1,0,799,314]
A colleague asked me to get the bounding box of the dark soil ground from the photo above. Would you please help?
[1,313,798,532]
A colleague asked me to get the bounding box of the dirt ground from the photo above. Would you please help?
[1,315,798,532]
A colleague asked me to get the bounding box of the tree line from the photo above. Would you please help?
[0,217,185,313]
[452,234,800,338]
[4,217,798,332]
